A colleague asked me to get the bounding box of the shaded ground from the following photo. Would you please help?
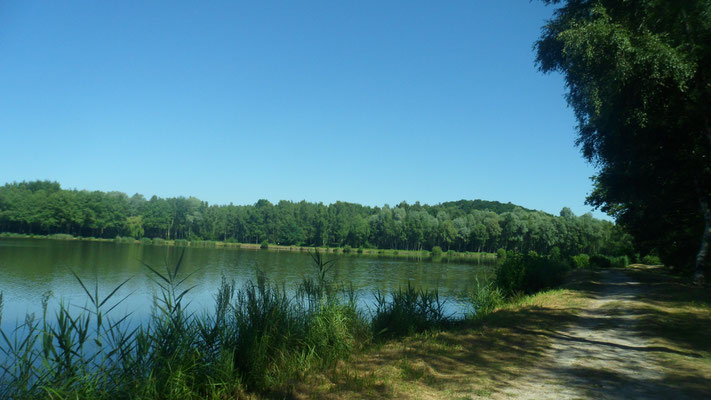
[494,268,707,399]
[293,267,711,399]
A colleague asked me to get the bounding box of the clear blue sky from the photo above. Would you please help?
[0,1,606,219]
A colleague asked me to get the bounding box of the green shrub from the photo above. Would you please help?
[431,246,443,257]
[641,254,662,265]
[357,246,364,254]
[572,254,590,269]
[152,237,166,245]
[610,255,630,268]
[343,245,352,253]
[174,238,188,246]
[496,248,506,259]
[590,254,612,269]
[495,253,570,295]
[140,237,152,244]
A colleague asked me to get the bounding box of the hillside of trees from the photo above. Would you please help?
[0,181,631,256]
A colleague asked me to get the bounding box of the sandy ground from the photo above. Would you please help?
[493,269,697,399]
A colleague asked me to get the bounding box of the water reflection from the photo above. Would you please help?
[0,238,494,329]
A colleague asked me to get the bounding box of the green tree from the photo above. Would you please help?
[536,0,711,281]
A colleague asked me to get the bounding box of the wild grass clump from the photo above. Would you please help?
[467,277,505,320]
[48,233,75,240]
[611,255,629,268]
[372,283,450,339]
[151,237,166,245]
[495,253,570,296]
[642,254,662,265]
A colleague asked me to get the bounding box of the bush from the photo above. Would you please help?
[431,246,443,257]
[590,254,612,269]
[260,240,269,250]
[610,255,630,268]
[357,246,364,254]
[174,238,188,246]
[641,254,662,265]
[496,248,506,259]
[495,253,570,295]
[572,254,590,269]
[343,245,352,253]
[152,237,166,245]
[140,237,152,245]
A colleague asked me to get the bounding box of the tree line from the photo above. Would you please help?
[0,180,631,256]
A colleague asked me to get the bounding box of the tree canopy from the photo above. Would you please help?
[0,180,628,257]
[536,0,711,280]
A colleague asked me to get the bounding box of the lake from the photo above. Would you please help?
[0,238,495,329]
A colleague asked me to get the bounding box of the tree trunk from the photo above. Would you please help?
[696,126,711,284]
[695,197,710,284]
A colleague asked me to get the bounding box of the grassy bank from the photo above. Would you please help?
[291,269,597,399]
[290,265,711,399]
[0,232,497,263]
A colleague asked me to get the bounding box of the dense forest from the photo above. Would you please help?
[0,181,630,256]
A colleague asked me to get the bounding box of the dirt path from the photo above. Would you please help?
[494,269,693,399]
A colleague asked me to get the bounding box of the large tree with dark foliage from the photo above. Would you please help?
[536,0,711,281]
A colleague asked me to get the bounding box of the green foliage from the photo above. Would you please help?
[0,181,627,258]
[536,0,711,277]
[431,246,443,257]
[496,248,506,259]
[343,244,352,253]
[572,254,590,269]
[152,237,166,245]
[140,237,152,244]
[174,238,188,247]
[495,253,570,295]
[610,255,630,268]
[260,240,269,250]
[642,255,663,265]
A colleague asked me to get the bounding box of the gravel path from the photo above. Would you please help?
[493,269,693,399]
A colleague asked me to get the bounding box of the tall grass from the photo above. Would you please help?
[0,251,378,398]
[372,283,451,339]
[0,248,487,398]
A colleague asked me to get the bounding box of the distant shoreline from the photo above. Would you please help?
[0,232,498,263]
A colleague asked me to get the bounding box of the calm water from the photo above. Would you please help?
[0,238,494,328]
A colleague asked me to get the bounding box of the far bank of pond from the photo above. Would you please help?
[0,232,498,263]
